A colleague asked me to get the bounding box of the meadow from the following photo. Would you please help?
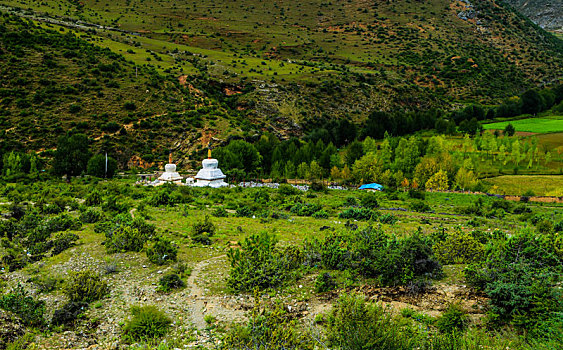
[482,115,563,134]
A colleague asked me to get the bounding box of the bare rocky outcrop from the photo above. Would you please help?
[504,0,563,31]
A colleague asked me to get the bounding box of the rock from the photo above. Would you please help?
[0,310,25,349]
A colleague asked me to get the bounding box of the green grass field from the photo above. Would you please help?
[482,175,563,196]
[483,116,563,134]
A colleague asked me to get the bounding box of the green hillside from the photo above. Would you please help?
[0,14,242,167]
[0,0,562,166]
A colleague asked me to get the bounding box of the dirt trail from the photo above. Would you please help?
[188,255,227,330]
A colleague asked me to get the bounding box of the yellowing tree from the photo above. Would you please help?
[455,167,477,190]
[425,170,449,191]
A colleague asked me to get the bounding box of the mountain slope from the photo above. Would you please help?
[0,0,562,163]
[0,13,241,167]
[504,0,563,31]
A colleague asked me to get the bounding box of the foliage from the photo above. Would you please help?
[52,133,91,178]
[360,193,379,209]
[465,230,562,332]
[290,202,322,216]
[227,232,297,292]
[221,300,316,350]
[51,231,79,256]
[434,228,485,264]
[63,270,109,303]
[326,293,416,350]
[191,215,215,245]
[410,200,432,212]
[436,303,469,333]
[96,214,155,253]
[318,228,441,285]
[339,208,376,220]
[146,237,178,265]
[315,272,337,293]
[0,284,45,327]
[158,273,185,293]
[122,306,172,343]
[87,154,117,178]
[312,210,329,219]
[51,301,88,326]
[79,208,103,223]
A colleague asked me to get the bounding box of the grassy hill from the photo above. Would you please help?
[0,0,562,165]
[0,13,243,167]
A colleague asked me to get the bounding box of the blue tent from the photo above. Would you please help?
[358,183,384,191]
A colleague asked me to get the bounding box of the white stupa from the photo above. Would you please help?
[188,149,228,188]
[157,153,183,183]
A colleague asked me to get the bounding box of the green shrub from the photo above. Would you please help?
[191,215,215,245]
[410,200,431,212]
[51,231,79,256]
[122,306,171,343]
[105,226,145,253]
[212,207,228,217]
[436,303,469,333]
[465,230,562,331]
[361,194,379,208]
[221,300,315,350]
[158,273,185,292]
[236,205,254,217]
[97,215,155,253]
[338,208,376,220]
[379,213,398,224]
[85,189,102,206]
[63,270,109,302]
[291,202,323,216]
[146,237,178,265]
[326,293,416,350]
[51,301,88,326]
[434,228,484,264]
[408,189,425,200]
[227,232,297,292]
[315,272,337,293]
[149,189,171,206]
[0,284,45,327]
[312,210,329,219]
[79,208,103,223]
[278,184,300,196]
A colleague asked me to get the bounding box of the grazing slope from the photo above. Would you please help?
[0,0,562,163]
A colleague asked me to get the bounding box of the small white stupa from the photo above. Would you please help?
[188,149,228,188]
[158,153,183,183]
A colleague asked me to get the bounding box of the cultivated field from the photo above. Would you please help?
[483,115,563,134]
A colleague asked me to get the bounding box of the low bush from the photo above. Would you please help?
[84,190,103,206]
[51,232,79,256]
[408,189,425,200]
[0,284,45,327]
[79,208,103,223]
[326,293,417,350]
[436,303,469,333]
[122,306,171,343]
[235,205,254,217]
[312,210,329,219]
[191,215,215,245]
[146,237,178,265]
[221,300,315,350]
[434,228,484,264]
[212,207,228,217]
[410,200,431,212]
[379,213,398,224]
[290,202,322,216]
[278,184,300,196]
[97,214,155,253]
[315,272,337,293]
[227,232,298,292]
[51,301,88,326]
[338,208,376,220]
[63,270,109,303]
[158,273,185,292]
[360,194,379,209]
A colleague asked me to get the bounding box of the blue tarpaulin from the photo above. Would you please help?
[358,183,384,191]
